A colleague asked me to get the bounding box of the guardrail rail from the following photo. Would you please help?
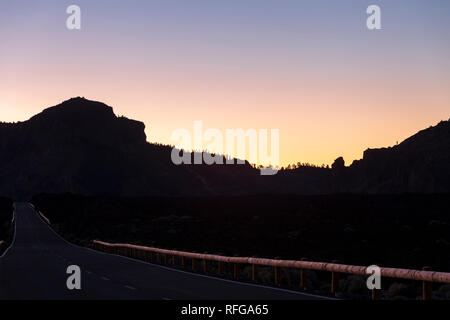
[93,240,450,300]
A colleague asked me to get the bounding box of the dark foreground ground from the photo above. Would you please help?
[31,193,450,299]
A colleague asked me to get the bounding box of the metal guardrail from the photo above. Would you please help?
[30,204,51,224]
[38,211,51,225]
[93,240,450,300]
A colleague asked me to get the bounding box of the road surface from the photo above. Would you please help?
[0,203,328,300]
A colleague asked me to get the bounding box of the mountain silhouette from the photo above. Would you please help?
[345,119,450,193]
[0,98,259,199]
[0,97,449,199]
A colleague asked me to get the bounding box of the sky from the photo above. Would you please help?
[0,0,449,167]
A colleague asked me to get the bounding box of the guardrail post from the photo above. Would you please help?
[331,260,340,295]
[422,266,433,300]
[274,256,282,286]
[172,255,177,266]
[233,263,239,280]
[372,288,381,300]
[218,261,224,276]
[252,264,258,281]
[156,253,161,264]
[192,258,196,271]
[300,268,308,290]
[203,259,209,274]
[251,255,258,281]
[274,266,281,286]
[299,257,308,290]
[163,254,167,265]
[181,256,186,268]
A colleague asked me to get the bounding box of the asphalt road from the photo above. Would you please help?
[0,203,328,300]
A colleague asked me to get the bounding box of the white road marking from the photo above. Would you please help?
[100,276,110,281]
[124,285,136,290]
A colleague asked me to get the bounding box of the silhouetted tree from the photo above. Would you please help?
[332,157,345,170]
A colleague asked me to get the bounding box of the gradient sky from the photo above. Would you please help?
[1,0,449,167]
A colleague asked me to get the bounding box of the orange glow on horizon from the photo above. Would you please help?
[1,2,449,167]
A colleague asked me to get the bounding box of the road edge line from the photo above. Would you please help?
[0,203,17,259]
